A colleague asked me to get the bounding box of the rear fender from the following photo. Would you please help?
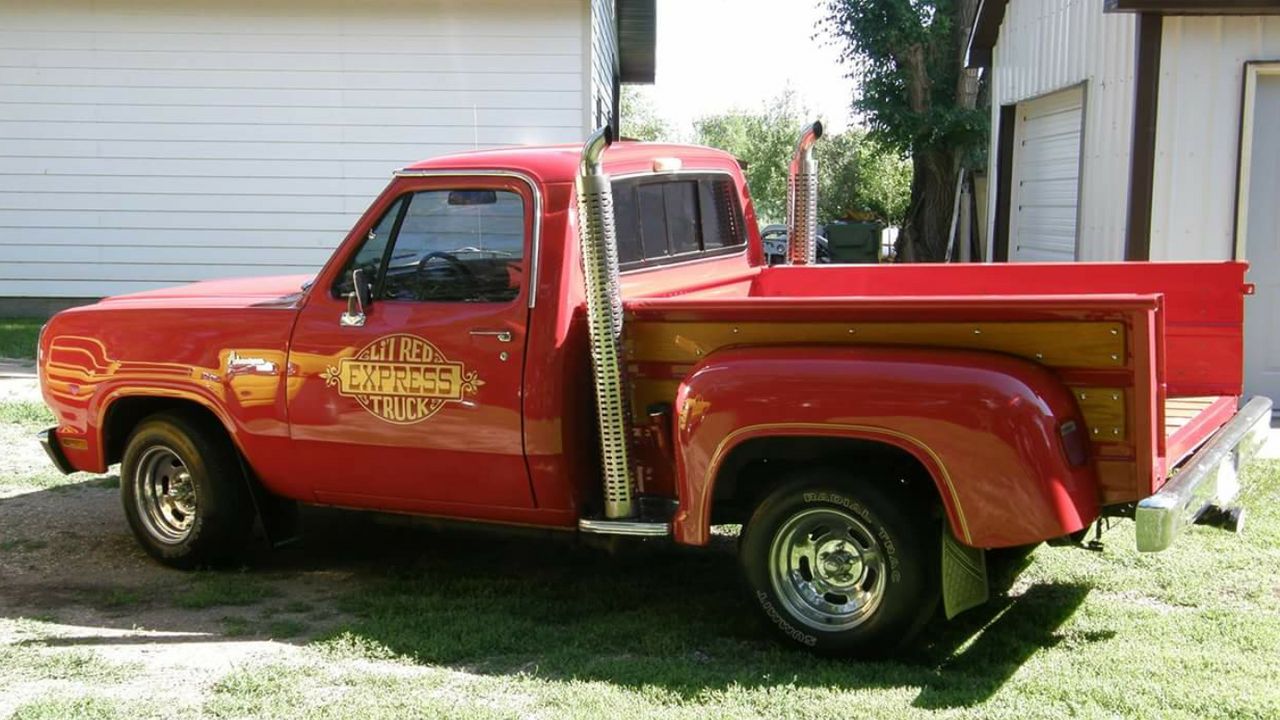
[672,346,1099,548]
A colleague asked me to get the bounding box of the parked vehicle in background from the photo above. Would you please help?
[37,122,1270,656]
[762,224,831,265]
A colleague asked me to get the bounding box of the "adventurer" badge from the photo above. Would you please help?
[321,333,483,424]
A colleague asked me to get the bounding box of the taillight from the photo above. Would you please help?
[1059,420,1089,467]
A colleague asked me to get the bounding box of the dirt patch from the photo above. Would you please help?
[0,362,39,405]
[0,476,373,717]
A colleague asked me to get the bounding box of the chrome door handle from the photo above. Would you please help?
[470,329,512,343]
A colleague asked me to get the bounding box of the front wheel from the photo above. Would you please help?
[121,412,253,569]
[739,469,939,655]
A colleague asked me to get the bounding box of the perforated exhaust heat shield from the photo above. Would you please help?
[575,126,635,519]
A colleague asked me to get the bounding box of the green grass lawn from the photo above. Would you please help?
[0,318,40,361]
[2,440,1278,718]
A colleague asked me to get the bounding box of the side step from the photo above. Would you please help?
[579,496,676,537]
[578,518,671,537]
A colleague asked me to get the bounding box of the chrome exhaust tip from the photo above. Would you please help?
[786,121,824,265]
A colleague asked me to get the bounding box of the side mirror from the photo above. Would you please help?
[341,268,371,327]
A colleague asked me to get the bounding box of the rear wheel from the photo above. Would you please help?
[121,412,253,568]
[740,467,939,655]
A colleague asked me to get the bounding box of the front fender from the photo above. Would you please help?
[672,346,1099,548]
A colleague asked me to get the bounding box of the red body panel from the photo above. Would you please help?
[753,262,1247,397]
[35,142,1250,552]
[287,174,535,513]
[40,298,301,488]
[671,346,1099,548]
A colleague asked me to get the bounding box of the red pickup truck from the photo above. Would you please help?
[37,125,1270,655]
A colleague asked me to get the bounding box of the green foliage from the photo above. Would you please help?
[174,572,280,609]
[0,317,40,360]
[0,400,55,427]
[823,0,987,259]
[823,0,985,158]
[818,132,912,225]
[693,92,802,225]
[619,85,673,143]
[693,92,910,226]
[857,138,914,224]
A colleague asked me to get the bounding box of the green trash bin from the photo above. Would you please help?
[824,221,882,263]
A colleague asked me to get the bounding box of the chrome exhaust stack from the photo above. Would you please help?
[575,125,635,520]
[786,121,824,265]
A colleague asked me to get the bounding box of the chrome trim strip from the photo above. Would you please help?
[578,518,672,537]
[394,169,543,310]
[608,168,738,181]
[618,246,749,276]
[1135,395,1272,552]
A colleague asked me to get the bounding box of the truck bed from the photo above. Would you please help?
[621,261,1248,507]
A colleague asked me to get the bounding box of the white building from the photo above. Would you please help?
[968,0,1280,400]
[0,0,654,310]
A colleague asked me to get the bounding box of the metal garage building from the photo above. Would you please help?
[969,0,1280,401]
[0,0,654,308]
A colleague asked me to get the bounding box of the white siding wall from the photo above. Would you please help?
[1149,16,1280,261]
[0,0,587,298]
[986,0,1136,261]
[588,0,618,130]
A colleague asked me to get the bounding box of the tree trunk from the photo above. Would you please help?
[895,0,980,263]
[897,147,956,262]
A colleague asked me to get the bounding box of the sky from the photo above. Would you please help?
[646,0,859,136]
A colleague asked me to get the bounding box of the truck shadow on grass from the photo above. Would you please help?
[1,479,1098,710]
[269,504,1098,710]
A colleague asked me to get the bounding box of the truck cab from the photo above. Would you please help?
[37,128,1271,656]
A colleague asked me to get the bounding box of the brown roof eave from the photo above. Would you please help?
[965,0,1010,68]
[1105,0,1280,14]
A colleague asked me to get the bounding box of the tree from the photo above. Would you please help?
[693,91,910,227]
[823,0,985,261]
[693,91,803,224]
[619,85,673,142]
[818,131,911,226]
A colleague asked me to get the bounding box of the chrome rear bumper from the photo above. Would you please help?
[1135,396,1272,552]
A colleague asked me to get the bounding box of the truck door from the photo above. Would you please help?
[286,175,536,510]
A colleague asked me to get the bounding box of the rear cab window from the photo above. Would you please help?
[612,173,746,269]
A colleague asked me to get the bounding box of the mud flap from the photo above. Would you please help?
[942,524,988,619]
[235,451,300,549]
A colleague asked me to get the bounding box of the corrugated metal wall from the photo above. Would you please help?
[985,0,1136,261]
[589,0,618,130]
[1149,16,1280,261]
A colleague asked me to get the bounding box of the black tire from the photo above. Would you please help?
[739,467,939,656]
[120,411,253,569]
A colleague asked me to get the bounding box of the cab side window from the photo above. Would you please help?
[333,197,405,298]
[333,189,526,303]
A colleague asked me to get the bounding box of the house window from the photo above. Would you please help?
[612,174,746,269]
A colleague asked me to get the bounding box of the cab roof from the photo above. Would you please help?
[400,142,742,184]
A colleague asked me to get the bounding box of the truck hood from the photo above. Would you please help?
[96,274,313,310]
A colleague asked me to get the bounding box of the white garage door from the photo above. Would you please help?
[0,0,585,298]
[1009,86,1084,262]
[1241,72,1280,403]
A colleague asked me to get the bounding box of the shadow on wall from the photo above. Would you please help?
[0,478,1095,710]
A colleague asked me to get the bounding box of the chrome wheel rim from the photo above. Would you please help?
[134,446,197,544]
[768,507,887,632]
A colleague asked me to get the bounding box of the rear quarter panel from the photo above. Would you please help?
[670,346,1099,549]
